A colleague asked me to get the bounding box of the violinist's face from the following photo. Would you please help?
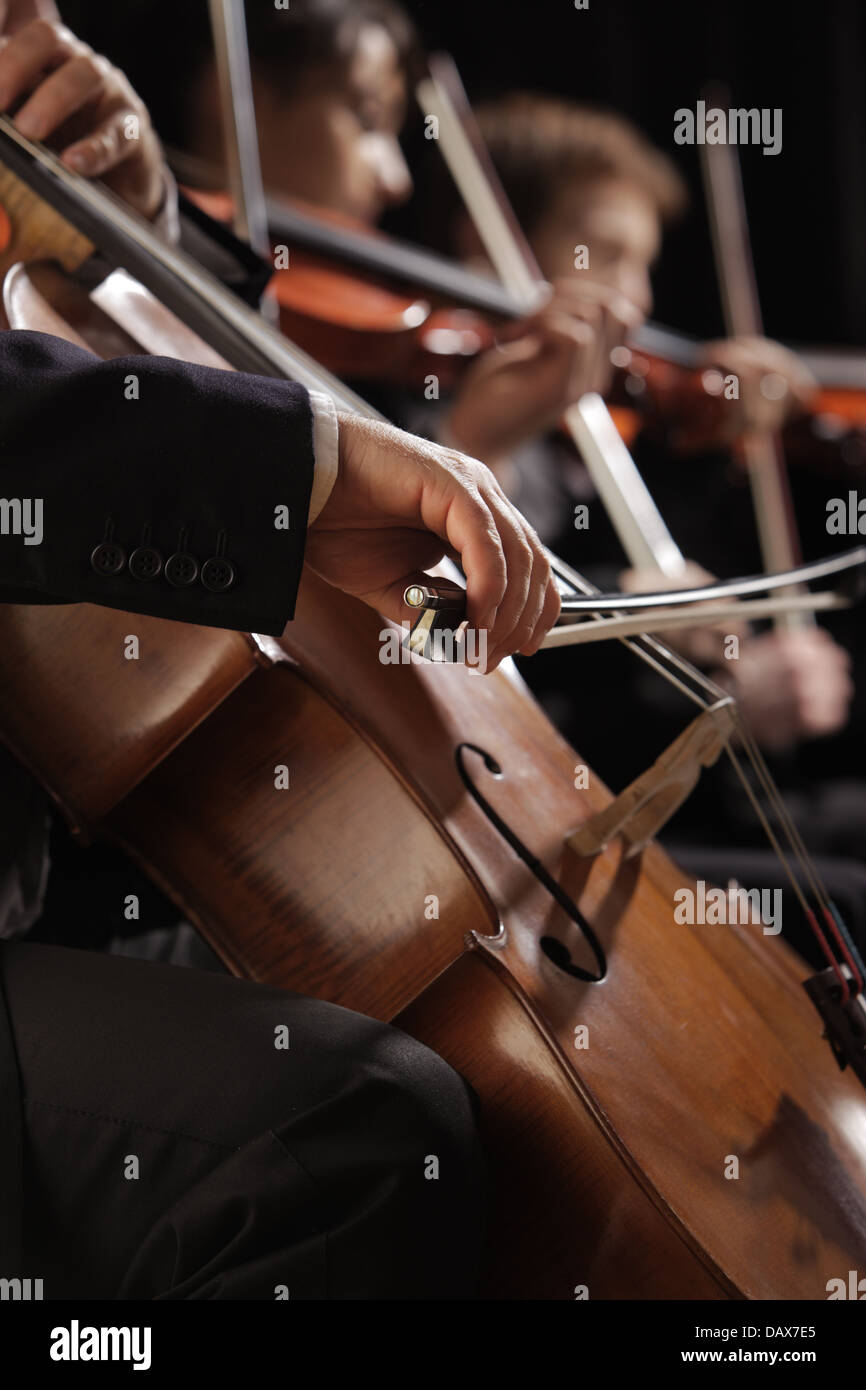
[254,23,412,226]
[531,177,661,323]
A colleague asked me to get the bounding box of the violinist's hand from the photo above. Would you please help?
[619,561,749,667]
[722,627,853,752]
[442,280,639,472]
[0,16,166,220]
[0,0,58,30]
[305,413,561,672]
[696,336,816,444]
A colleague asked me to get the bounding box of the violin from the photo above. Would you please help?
[610,323,866,469]
[166,148,866,493]
[184,182,502,388]
[1,93,866,1306]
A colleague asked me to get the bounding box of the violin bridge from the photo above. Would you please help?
[566,698,738,858]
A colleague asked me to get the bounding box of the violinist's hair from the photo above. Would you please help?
[244,0,420,91]
[473,93,689,234]
[59,0,419,152]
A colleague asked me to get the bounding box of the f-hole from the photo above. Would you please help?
[455,742,607,983]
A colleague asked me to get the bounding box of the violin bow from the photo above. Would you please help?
[699,82,808,629]
[206,0,279,324]
[416,53,687,580]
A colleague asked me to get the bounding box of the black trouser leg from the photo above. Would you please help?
[0,941,485,1300]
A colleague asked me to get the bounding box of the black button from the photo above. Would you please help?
[90,542,126,576]
[200,557,235,593]
[165,552,199,588]
[129,546,163,581]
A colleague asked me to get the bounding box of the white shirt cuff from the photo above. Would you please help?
[307,390,340,523]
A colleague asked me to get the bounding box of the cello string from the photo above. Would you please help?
[732,718,865,988]
[549,528,858,987]
[721,733,852,991]
[545,548,739,711]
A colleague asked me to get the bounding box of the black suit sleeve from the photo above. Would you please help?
[0,330,316,636]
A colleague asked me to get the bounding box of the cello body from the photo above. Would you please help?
[3,505,866,1299]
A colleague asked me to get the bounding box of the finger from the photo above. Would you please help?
[436,483,508,635]
[596,298,638,389]
[476,506,534,668]
[738,335,814,382]
[494,311,547,348]
[479,490,550,665]
[589,306,619,394]
[703,337,815,417]
[61,107,138,176]
[549,286,638,396]
[550,277,627,312]
[495,299,596,354]
[535,310,597,400]
[0,17,79,109]
[519,569,562,655]
[491,540,547,666]
[0,2,60,35]
[12,49,107,140]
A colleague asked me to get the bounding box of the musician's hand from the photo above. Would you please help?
[0,1,59,31]
[696,336,816,444]
[728,627,853,750]
[619,560,747,666]
[442,280,639,471]
[0,17,166,219]
[306,413,561,671]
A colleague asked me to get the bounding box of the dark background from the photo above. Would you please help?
[60,0,866,349]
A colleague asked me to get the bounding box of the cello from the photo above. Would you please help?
[1,109,866,1302]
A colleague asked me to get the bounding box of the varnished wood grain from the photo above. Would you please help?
[107,660,498,1019]
[101,578,866,1300]
[0,603,258,826]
